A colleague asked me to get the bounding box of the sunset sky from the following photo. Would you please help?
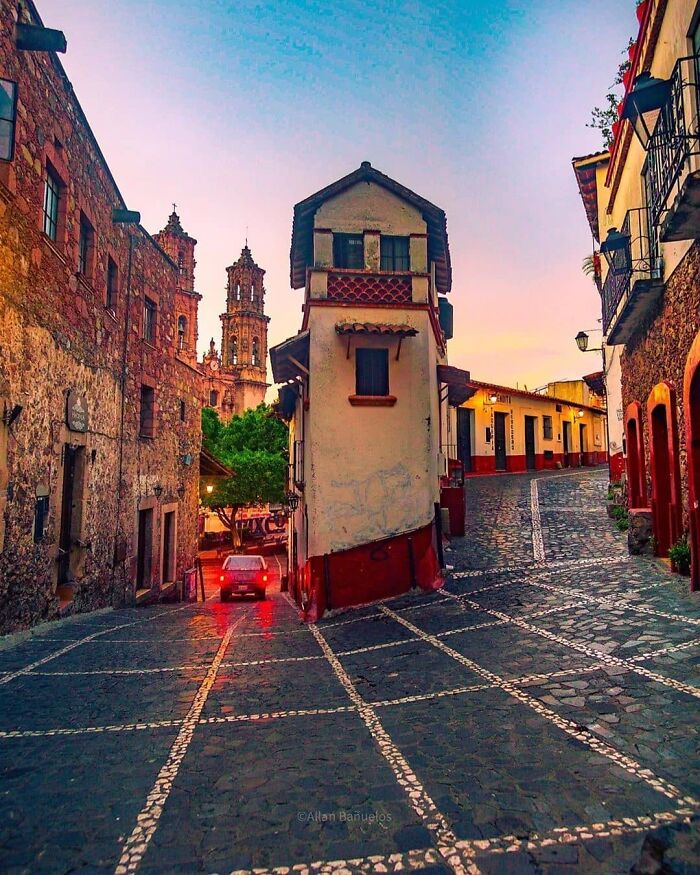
[40,0,636,394]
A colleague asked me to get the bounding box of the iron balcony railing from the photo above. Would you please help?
[647,55,700,230]
[601,207,662,335]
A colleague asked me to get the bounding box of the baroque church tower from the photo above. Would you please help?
[153,208,201,369]
[220,244,269,412]
[200,244,270,420]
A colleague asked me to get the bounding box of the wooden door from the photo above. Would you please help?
[563,422,571,467]
[457,408,472,473]
[525,416,536,471]
[137,508,154,589]
[58,445,77,584]
[494,412,507,471]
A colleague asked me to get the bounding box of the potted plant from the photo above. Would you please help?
[669,533,691,576]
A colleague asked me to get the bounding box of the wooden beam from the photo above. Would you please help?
[288,355,309,376]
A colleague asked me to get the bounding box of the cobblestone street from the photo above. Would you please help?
[1,468,699,874]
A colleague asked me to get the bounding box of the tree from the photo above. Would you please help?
[201,405,288,548]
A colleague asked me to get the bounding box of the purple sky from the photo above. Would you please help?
[40,0,636,393]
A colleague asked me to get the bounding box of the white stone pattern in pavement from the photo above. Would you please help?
[114,613,247,875]
[309,623,483,875]
[381,606,698,807]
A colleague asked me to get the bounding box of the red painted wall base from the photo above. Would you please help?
[466,451,608,476]
[609,451,625,483]
[288,520,443,622]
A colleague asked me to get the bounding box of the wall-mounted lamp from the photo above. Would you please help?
[576,410,585,419]
[621,72,670,149]
[285,491,300,512]
[206,483,214,494]
[111,207,141,225]
[488,393,498,404]
[177,485,186,499]
[15,23,67,53]
[153,483,164,499]
[575,329,603,354]
[2,403,22,426]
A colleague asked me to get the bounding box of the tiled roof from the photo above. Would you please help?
[335,322,418,337]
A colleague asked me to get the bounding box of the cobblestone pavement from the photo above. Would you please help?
[1,468,700,874]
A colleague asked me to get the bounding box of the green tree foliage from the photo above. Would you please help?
[201,405,288,546]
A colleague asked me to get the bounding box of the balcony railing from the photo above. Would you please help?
[601,208,663,344]
[647,55,700,240]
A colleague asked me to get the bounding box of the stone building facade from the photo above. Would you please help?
[0,0,202,632]
[574,0,700,587]
[200,244,269,420]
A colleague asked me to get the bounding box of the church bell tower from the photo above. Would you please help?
[220,244,270,411]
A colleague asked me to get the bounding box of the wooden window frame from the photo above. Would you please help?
[333,233,364,269]
[380,235,410,271]
[139,383,156,439]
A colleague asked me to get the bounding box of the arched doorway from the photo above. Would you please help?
[684,332,700,591]
[624,401,648,508]
[646,382,682,558]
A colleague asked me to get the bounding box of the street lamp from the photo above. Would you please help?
[285,491,300,512]
[621,72,670,149]
[575,329,603,354]
[600,227,631,272]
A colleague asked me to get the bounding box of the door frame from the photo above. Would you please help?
[494,411,507,471]
[563,421,572,467]
[160,502,178,585]
[456,407,473,473]
[524,415,537,471]
[646,381,682,558]
[685,334,700,590]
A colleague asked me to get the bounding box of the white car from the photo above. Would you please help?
[219,555,269,601]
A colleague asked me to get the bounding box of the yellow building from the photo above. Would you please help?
[271,162,467,620]
[453,379,607,474]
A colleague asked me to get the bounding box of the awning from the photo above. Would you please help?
[270,330,310,383]
[335,322,418,337]
[583,370,606,397]
[437,364,474,406]
[200,448,234,478]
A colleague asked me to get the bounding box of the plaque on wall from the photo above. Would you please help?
[66,391,88,433]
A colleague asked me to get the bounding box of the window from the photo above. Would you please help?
[179,399,186,422]
[0,78,17,161]
[333,233,364,269]
[177,251,184,273]
[230,336,238,364]
[235,282,241,301]
[543,415,553,440]
[78,212,93,278]
[139,385,155,438]
[252,337,260,367]
[106,257,118,311]
[143,296,157,343]
[177,315,187,350]
[250,283,256,303]
[356,348,389,396]
[209,390,218,407]
[293,439,304,488]
[43,163,61,241]
[380,236,410,271]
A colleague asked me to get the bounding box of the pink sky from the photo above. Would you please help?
[39,0,636,395]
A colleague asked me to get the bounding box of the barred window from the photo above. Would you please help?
[209,390,218,407]
[380,236,410,271]
[0,78,17,161]
[78,212,93,277]
[333,233,364,269]
[139,385,155,438]
[356,348,389,396]
[106,257,118,311]
[143,297,157,343]
[543,415,553,440]
[43,164,61,241]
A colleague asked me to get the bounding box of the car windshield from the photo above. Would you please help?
[223,556,264,571]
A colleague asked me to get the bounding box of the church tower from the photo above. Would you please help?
[154,208,201,369]
[220,244,270,411]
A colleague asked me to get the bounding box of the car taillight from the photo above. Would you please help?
[262,574,268,582]
[219,575,224,582]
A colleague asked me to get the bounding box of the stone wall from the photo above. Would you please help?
[0,0,201,632]
[620,241,700,531]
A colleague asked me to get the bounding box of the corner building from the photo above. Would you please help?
[0,0,202,632]
[272,162,466,621]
